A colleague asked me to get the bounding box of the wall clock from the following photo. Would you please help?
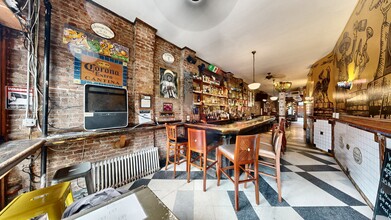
[162,53,175,64]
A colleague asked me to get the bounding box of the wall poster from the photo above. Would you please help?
[159,68,178,99]
[6,86,33,110]
[73,50,128,87]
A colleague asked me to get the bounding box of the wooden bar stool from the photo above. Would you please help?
[187,128,218,192]
[258,130,283,202]
[217,134,261,211]
[165,123,188,178]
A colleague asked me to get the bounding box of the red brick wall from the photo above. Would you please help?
[3,0,258,195]
[153,37,182,122]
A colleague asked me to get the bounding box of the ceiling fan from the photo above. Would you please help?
[153,0,238,31]
[265,72,285,80]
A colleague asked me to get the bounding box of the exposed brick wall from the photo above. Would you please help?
[153,37,182,122]
[3,0,260,198]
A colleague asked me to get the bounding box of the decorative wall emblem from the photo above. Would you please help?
[339,136,344,149]
[91,23,115,39]
[353,147,363,164]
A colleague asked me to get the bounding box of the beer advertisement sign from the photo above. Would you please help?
[74,51,128,87]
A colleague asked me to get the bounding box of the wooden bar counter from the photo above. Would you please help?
[185,116,275,135]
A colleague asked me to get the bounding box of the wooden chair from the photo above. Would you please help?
[259,118,286,153]
[165,123,188,178]
[216,134,261,211]
[187,128,218,192]
[258,130,284,202]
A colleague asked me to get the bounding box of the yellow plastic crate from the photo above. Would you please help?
[0,182,73,220]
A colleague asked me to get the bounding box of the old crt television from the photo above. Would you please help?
[84,84,128,130]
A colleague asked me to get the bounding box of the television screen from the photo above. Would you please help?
[84,84,128,130]
[85,85,127,112]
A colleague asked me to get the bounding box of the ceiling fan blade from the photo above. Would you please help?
[153,0,238,31]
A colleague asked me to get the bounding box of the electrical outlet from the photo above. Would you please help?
[23,118,36,127]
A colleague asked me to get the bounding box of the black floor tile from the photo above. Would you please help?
[227,190,259,220]
[293,206,369,220]
[296,172,366,206]
[128,178,151,191]
[298,152,336,165]
[258,176,290,207]
[296,165,340,172]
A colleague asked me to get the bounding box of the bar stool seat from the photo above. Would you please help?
[51,162,94,195]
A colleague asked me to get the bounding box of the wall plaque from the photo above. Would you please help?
[353,147,362,164]
[91,23,115,39]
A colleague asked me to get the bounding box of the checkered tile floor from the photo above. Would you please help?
[118,122,373,220]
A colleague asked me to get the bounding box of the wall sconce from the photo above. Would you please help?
[337,81,353,90]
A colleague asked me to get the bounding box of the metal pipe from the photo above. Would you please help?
[41,0,52,188]
[25,0,32,119]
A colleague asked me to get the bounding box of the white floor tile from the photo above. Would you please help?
[254,207,304,220]
[213,206,237,220]
[282,152,326,165]
[284,165,305,172]
[278,178,347,206]
[351,206,374,219]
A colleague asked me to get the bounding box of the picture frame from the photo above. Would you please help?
[163,103,173,112]
[160,68,178,99]
[140,94,152,109]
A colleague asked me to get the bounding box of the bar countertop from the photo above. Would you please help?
[0,139,46,177]
[185,116,275,135]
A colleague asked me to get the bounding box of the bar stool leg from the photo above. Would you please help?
[234,164,240,211]
[217,150,221,186]
[203,152,207,192]
[187,146,191,183]
[85,170,94,194]
[165,143,170,171]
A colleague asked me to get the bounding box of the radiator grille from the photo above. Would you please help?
[91,147,159,192]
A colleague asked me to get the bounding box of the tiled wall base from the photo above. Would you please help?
[314,119,332,152]
[334,122,380,206]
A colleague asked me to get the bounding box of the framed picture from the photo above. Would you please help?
[163,103,173,112]
[140,94,152,109]
[160,68,178,99]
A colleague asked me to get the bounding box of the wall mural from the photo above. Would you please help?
[308,0,391,119]
[367,0,391,118]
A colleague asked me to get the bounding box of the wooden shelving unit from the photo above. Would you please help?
[192,69,229,122]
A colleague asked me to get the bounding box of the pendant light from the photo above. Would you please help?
[270,79,278,101]
[248,51,261,90]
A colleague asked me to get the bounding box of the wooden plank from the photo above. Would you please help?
[338,115,391,136]
[0,139,45,177]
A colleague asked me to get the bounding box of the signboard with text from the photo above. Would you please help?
[74,50,128,87]
[6,86,33,110]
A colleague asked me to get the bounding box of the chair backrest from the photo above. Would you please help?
[187,128,207,152]
[273,130,284,157]
[235,134,261,165]
[270,124,280,145]
[165,123,177,142]
[279,118,286,133]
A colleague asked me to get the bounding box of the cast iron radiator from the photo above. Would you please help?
[91,147,159,192]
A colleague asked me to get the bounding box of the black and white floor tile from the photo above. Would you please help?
[119,122,373,220]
